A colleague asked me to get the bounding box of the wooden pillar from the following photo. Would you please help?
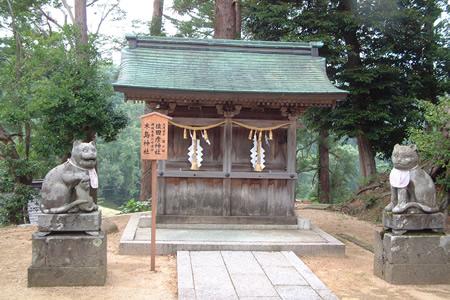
[286,117,297,173]
[318,128,330,203]
[286,116,297,216]
[157,160,166,215]
[222,118,232,216]
[150,160,158,271]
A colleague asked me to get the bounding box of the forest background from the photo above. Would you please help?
[0,0,448,222]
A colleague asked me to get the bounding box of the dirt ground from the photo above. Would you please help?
[0,210,448,300]
[0,214,177,300]
[300,209,450,300]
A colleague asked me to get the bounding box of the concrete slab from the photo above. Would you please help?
[253,252,292,267]
[231,273,278,298]
[134,228,326,243]
[275,286,321,300]
[177,251,338,300]
[263,266,308,286]
[222,251,265,274]
[139,215,311,230]
[119,214,345,256]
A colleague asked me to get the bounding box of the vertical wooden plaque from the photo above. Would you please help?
[140,112,170,160]
[140,112,171,271]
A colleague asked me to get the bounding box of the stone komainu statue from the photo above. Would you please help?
[385,144,442,214]
[40,140,98,214]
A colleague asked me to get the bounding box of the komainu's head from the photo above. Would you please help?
[392,144,419,170]
[71,140,97,169]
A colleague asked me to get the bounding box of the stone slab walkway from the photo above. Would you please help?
[177,251,338,300]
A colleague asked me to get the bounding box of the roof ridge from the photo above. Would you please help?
[125,35,323,56]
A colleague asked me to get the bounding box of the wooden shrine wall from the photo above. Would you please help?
[160,178,292,217]
[155,106,298,224]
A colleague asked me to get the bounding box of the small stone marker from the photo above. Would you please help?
[27,196,41,225]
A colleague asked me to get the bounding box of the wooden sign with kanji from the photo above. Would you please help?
[140,112,172,160]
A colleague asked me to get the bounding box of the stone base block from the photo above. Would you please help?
[382,212,445,232]
[374,229,450,284]
[37,211,102,232]
[28,232,106,287]
[374,263,450,285]
[28,265,106,287]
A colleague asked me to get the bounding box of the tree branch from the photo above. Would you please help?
[356,183,383,195]
[95,1,120,35]
[0,126,20,160]
[38,8,64,30]
[61,0,75,24]
[0,126,14,144]
[87,0,101,7]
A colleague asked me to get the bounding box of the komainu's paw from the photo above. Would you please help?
[392,204,405,214]
[78,201,98,212]
[384,202,394,212]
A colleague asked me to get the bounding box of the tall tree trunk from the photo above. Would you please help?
[74,0,98,201]
[75,0,88,45]
[74,0,93,142]
[141,0,166,201]
[318,128,330,203]
[140,105,153,201]
[234,0,241,39]
[150,0,164,36]
[338,0,376,178]
[356,132,376,179]
[214,0,240,39]
[5,0,31,185]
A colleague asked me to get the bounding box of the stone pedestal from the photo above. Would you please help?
[383,211,446,234]
[374,229,450,284]
[28,211,107,287]
[37,211,102,232]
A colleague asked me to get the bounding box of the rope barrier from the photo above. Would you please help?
[166,118,292,172]
[168,119,226,131]
[231,120,291,131]
[167,119,291,132]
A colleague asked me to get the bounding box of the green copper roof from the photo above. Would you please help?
[114,36,346,95]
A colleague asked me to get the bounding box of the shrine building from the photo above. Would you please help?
[113,36,347,225]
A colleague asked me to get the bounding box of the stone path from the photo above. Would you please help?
[177,251,338,300]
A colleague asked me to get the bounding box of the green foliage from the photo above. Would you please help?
[409,96,450,189]
[169,0,215,38]
[295,124,360,203]
[0,1,128,224]
[119,199,151,214]
[0,184,35,226]
[244,0,449,160]
[97,98,143,205]
[329,144,360,202]
[25,29,128,160]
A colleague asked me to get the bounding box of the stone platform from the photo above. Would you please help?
[28,211,107,287]
[383,211,446,233]
[177,250,338,300]
[119,213,344,256]
[37,211,102,232]
[28,232,107,287]
[374,229,450,285]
